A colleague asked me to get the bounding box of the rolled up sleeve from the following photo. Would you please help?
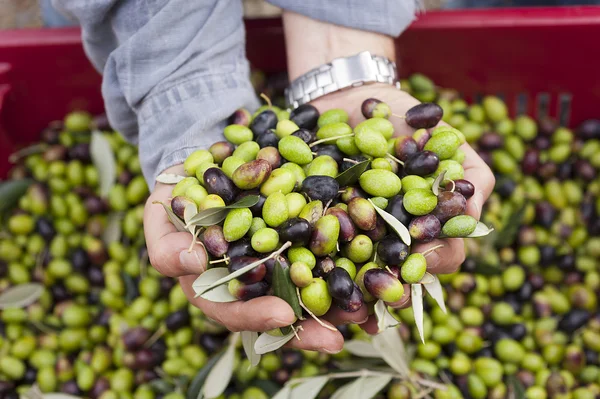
[53,0,259,189]
[266,0,422,37]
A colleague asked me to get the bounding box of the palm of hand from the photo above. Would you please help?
[144,84,494,351]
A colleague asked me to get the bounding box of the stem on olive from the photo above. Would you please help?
[296,287,337,332]
[385,153,405,166]
[259,93,272,109]
[309,133,355,148]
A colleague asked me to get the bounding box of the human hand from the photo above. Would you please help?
[310,83,495,332]
[144,164,369,354]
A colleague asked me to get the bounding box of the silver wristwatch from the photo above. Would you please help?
[285,51,399,109]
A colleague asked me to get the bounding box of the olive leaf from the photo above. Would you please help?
[102,212,124,245]
[419,272,435,285]
[374,299,400,333]
[431,170,446,196]
[9,143,48,163]
[192,268,237,303]
[372,327,410,377]
[466,222,495,238]
[156,173,185,184]
[0,283,44,309]
[494,205,526,248]
[289,375,329,399]
[90,131,116,197]
[187,352,224,399]
[153,201,188,233]
[422,274,447,313]
[35,394,81,399]
[368,199,411,246]
[271,385,292,399]
[197,243,291,297]
[186,195,260,227]
[0,179,34,215]
[335,160,370,187]
[149,379,175,394]
[272,261,303,319]
[507,375,526,399]
[411,284,425,343]
[241,331,261,367]
[202,332,240,399]
[253,380,282,396]
[331,375,392,399]
[184,203,199,235]
[344,340,381,358]
[254,330,296,355]
[122,272,138,303]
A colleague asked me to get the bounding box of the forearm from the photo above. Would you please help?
[283,11,396,81]
[53,0,259,189]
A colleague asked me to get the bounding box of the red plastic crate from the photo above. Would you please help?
[1,6,600,178]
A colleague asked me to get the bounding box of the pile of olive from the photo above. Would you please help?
[0,113,230,398]
[386,74,600,399]
[165,95,483,320]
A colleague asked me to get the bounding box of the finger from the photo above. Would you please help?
[386,284,412,309]
[181,275,297,332]
[461,143,496,220]
[144,184,208,277]
[286,318,345,354]
[413,238,465,274]
[360,315,379,335]
[323,304,369,326]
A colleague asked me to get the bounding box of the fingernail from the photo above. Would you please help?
[358,316,369,324]
[321,347,342,354]
[268,318,291,327]
[179,250,206,274]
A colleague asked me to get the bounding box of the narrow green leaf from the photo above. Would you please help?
[241,331,261,367]
[36,394,81,399]
[0,179,33,215]
[8,143,48,163]
[202,333,239,399]
[335,160,370,187]
[90,131,116,197]
[431,170,446,196]
[473,261,504,275]
[494,205,526,248]
[187,352,224,399]
[374,299,400,333]
[156,173,185,184]
[289,376,329,399]
[467,222,495,238]
[253,380,282,397]
[122,272,138,303]
[507,375,526,399]
[154,201,188,232]
[372,327,410,377]
[368,199,411,246]
[150,379,175,394]
[254,330,296,355]
[0,283,44,310]
[411,284,425,343]
[272,261,303,319]
[192,268,237,303]
[422,274,447,313]
[344,340,381,358]
[186,195,260,227]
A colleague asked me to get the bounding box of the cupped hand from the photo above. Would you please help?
[144,164,368,354]
[311,84,495,333]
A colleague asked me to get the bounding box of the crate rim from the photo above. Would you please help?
[1,6,600,46]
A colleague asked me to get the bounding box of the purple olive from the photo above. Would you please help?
[409,215,441,242]
[405,103,443,129]
[432,191,467,224]
[228,256,266,284]
[202,225,229,257]
[395,136,419,162]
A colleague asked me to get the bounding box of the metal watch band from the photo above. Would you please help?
[285,51,398,109]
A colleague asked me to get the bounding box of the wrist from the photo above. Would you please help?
[283,11,396,81]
